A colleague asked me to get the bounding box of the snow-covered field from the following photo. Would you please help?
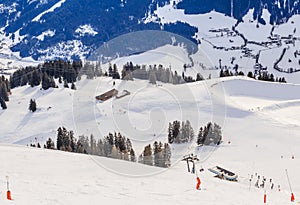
[0,73,299,204]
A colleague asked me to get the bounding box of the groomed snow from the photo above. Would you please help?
[0,74,299,204]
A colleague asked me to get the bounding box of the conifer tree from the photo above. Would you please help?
[197,127,205,145]
[0,81,9,102]
[149,70,157,85]
[71,82,76,90]
[29,99,37,112]
[0,97,7,110]
[46,138,55,149]
[168,122,174,143]
[130,148,136,162]
[64,80,69,88]
[56,127,63,150]
[143,144,153,166]
[153,141,163,167]
[163,143,171,167]
[111,145,120,159]
[96,139,104,156]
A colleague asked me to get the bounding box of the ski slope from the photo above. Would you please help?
[0,73,299,204]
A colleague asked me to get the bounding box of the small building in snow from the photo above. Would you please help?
[95,89,118,101]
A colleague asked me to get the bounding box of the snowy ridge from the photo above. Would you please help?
[32,0,67,22]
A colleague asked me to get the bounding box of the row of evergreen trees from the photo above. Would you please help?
[138,141,171,168]
[168,120,194,144]
[121,62,204,84]
[197,122,222,146]
[0,75,10,109]
[42,127,173,167]
[219,68,245,77]
[255,72,287,83]
[168,120,223,146]
[10,60,82,89]
[220,68,287,83]
[44,127,136,162]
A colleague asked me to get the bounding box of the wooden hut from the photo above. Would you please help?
[95,89,118,101]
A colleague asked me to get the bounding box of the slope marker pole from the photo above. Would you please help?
[285,169,295,202]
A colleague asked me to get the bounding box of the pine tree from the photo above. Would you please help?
[61,127,71,151]
[56,127,63,150]
[130,148,136,162]
[185,120,194,142]
[143,144,153,166]
[41,72,50,90]
[111,145,120,159]
[177,121,186,143]
[30,69,41,87]
[196,73,204,81]
[108,63,113,77]
[197,127,205,145]
[4,77,10,94]
[123,151,129,161]
[213,123,222,145]
[71,82,76,90]
[168,122,174,144]
[78,135,90,154]
[0,97,7,110]
[49,75,56,88]
[112,64,120,79]
[247,71,254,78]
[64,80,69,88]
[153,141,163,167]
[95,61,103,77]
[149,70,157,85]
[76,135,87,153]
[172,120,180,143]
[96,139,104,156]
[163,143,171,167]
[29,99,37,112]
[46,138,55,149]
[90,134,96,154]
[0,81,9,102]
[126,138,132,153]
[69,131,76,152]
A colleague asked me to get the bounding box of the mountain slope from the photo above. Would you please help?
[0,0,299,61]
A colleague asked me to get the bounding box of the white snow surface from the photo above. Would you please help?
[75,25,98,37]
[36,29,55,41]
[0,74,299,204]
[32,0,67,22]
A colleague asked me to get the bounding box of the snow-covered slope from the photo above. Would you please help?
[0,74,299,204]
[0,140,298,205]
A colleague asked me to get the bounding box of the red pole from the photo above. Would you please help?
[286,169,295,202]
[291,193,295,202]
[196,177,201,190]
[7,190,12,200]
[6,176,12,200]
[264,192,267,203]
